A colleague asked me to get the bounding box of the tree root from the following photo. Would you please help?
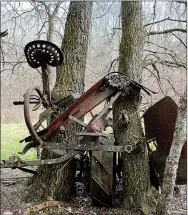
[122,187,159,215]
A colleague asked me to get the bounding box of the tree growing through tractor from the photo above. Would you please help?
[113,1,186,214]
[113,2,157,214]
[28,1,93,201]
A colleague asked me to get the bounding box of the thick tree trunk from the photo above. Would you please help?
[156,88,187,215]
[113,2,153,214]
[28,1,93,202]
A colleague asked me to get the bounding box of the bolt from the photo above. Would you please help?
[126,145,133,153]
[59,125,65,134]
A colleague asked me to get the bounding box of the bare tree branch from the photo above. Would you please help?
[145,58,186,69]
[144,65,180,96]
[151,63,165,95]
[52,2,62,16]
[0,61,25,73]
[145,17,186,26]
[143,66,166,96]
[152,1,157,21]
[172,32,187,48]
[175,1,187,5]
[94,2,114,19]
[105,58,119,74]
[144,49,184,68]
[159,60,186,69]
[0,61,26,64]
[146,41,174,53]
[148,28,186,35]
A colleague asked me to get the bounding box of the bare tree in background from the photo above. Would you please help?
[143,1,186,104]
[144,2,187,214]
[1,1,185,122]
[156,87,187,215]
[1,1,67,123]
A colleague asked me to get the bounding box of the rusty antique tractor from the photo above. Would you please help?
[1,40,187,207]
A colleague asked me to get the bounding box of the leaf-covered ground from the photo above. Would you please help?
[1,168,187,215]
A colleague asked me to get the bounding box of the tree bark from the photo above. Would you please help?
[113,2,153,214]
[156,88,187,215]
[28,1,93,202]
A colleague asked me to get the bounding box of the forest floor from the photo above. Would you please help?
[1,168,187,215]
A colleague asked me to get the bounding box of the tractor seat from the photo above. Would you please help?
[24,40,63,68]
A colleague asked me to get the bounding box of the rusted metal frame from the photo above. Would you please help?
[13,101,39,105]
[76,132,115,144]
[144,96,178,152]
[95,91,122,120]
[74,91,120,148]
[22,94,78,144]
[23,77,120,148]
[1,151,79,168]
[23,79,113,144]
[69,115,88,128]
[14,93,74,108]
[18,141,35,155]
[144,96,187,186]
[91,150,114,207]
[92,153,111,174]
[33,94,80,130]
[41,64,51,104]
[43,142,133,153]
[65,91,121,155]
[46,80,116,138]
[76,132,113,138]
[31,95,78,131]
[91,176,112,196]
[33,106,55,130]
[29,79,116,143]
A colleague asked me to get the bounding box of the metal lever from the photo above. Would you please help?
[13,101,39,105]
[69,115,88,128]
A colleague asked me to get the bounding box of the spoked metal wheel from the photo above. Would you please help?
[24,86,50,156]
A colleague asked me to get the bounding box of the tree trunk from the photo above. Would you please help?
[156,88,187,215]
[28,1,93,202]
[113,2,153,214]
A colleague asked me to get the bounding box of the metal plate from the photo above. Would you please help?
[144,96,178,151]
[144,96,187,186]
[90,150,114,207]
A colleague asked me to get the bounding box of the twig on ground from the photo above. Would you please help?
[22,201,60,215]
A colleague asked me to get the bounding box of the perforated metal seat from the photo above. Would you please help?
[24,40,63,68]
